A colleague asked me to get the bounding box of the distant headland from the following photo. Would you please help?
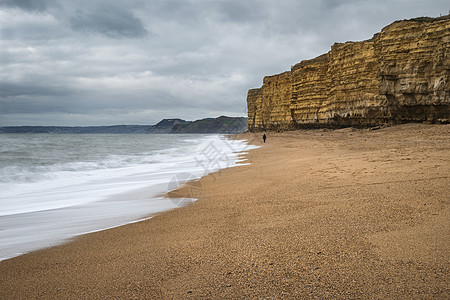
[0,116,248,134]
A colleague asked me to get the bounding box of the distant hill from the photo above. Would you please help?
[0,116,248,134]
[170,116,248,134]
[0,125,153,134]
[147,118,188,134]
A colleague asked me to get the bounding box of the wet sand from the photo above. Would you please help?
[1,123,449,299]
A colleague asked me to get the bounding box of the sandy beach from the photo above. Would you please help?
[0,123,449,299]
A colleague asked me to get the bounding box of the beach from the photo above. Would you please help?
[0,123,449,298]
[0,134,253,261]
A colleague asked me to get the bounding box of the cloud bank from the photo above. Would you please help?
[0,0,448,125]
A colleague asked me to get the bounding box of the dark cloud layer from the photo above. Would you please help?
[0,0,448,125]
[70,5,148,38]
[1,0,52,12]
[0,82,70,98]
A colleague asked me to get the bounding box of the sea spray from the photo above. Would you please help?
[0,134,258,260]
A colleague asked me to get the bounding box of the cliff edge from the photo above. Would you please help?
[247,16,450,131]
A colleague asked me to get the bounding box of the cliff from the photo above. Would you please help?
[148,118,187,133]
[170,116,248,134]
[247,16,450,131]
[148,116,248,134]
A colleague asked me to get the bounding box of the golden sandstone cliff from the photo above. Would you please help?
[247,16,450,131]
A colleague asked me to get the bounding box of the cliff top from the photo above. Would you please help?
[405,14,450,22]
[263,71,291,82]
[381,14,450,31]
[291,53,329,71]
[249,14,449,92]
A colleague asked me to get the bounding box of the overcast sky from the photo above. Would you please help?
[0,0,448,125]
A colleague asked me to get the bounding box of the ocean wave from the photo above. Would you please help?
[0,134,257,216]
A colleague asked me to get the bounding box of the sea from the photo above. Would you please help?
[0,134,258,261]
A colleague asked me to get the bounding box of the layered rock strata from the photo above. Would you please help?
[247,16,450,131]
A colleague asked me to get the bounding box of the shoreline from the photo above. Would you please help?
[0,134,253,262]
[1,123,449,298]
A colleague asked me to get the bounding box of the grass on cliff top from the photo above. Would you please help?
[408,15,450,22]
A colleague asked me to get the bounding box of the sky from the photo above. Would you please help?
[0,0,448,126]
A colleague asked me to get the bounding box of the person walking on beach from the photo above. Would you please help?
[263,133,267,143]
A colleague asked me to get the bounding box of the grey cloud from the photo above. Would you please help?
[218,1,265,23]
[70,5,148,38]
[0,97,69,114]
[0,82,71,99]
[0,21,67,41]
[145,0,203,23]
[1,0,449,126]
[0,0,53,12]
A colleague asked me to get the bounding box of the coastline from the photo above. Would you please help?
[1,123,449,298]
[0,134,253,262]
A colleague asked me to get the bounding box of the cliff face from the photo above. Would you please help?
[247,16,450,131]
[291,54,330,126]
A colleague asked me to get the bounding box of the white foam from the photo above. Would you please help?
[0,134,259,261]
